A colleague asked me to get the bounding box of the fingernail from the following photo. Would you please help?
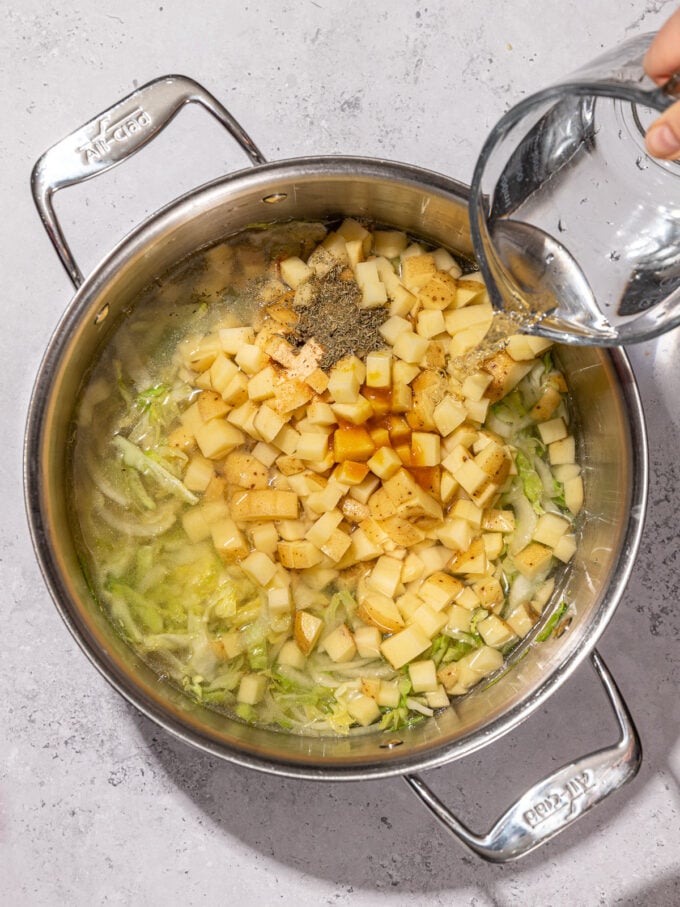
[646,123,680,158]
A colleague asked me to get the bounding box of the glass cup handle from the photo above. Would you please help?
[404,650,642,863]
[31,74,267,289]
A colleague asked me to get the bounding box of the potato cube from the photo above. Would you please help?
[462,372,493,402]
[433,396,467,437]
[401,254,437,291]
[251,404,286,444]
[393,331,430,364]
[346,693,381,727]
[549,435,576,466]
[381,624,431,669]
[446,604,472,634]
[295,431,329,462]
[411,431,440,467]
[305,509,343,547]
[477,614,516,648]
[355,261,388,308]
[376,680,401,708]
[346,527,384,563]
[221,371,250,406]
[505,604,536,638]
[367,555,404,598]
[482,533,504,561]
[553,533,577,563]
[182,507,211,544]
[365,350,392,388]
[483,351,534,404]
[271,379,314,415]
[444,301,493,334]
[418,272,459,310]
[349,473,381,504]
[391,382,413,413]
[183,454,214,492]
[411,602,448,638]
[379,515,424,548]
[357,590,405,634]
[512,542,553,579]
[453,458,488,496]
[564,475,584,515]
[437,662,460,693]
[197,389,230,423]
[320,528,352,562]
[278,639,306,669]
[379,315,411,346]
[211,518,248,561]
[220,631,246,659]
[448,537,488,575]
[393,360,420,386]
[354,625,382,658]
[331,397,374,425]
[224,450,270,490]
[307,400,336,426]
[273,424,301,455]
[416,309,446,338]
[328,355,365,403]
[293,610,324,654]
[334,460,369,486]
[426,685,451,709]
[417,572,464,610]
[280,256,314,289]
[481,508,515,532]
[250,522,279,558]
[210,354,240,395]
[533,512,570,548]
[538,417,568,445]
[373,230,408,258]
[333,425,376,462]
[366,446,401,480]
[230,489,299,521]
[220,326,255,355]
[323,624,357,663]
[237,674,267,705]
[247,365,277,402]
[235,344,268,375]
[408,659,438,693]
[530,386,563,422]
[195,420,245,459]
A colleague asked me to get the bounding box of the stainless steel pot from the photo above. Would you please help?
[25,76,648,862]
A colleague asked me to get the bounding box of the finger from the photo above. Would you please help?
[645,100,680,159]
[644,8,680,83]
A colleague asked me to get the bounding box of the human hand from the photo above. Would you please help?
[644,8,680,159]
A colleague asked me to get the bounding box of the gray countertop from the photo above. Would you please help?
[2,1,679,904]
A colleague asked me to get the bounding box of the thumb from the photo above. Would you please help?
[645,99,680,159]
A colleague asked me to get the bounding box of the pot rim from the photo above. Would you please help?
[24,154,649,781]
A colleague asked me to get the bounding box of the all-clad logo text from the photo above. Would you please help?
[522,770,594,829]
[79,107,152,164]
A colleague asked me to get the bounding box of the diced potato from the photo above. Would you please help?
[221,371,249,406]
[319,528,352,562]
[512,542,553,579]
[237,674,267,705]
[453,458,489,496]
[373,230,408,258]
[323,623,357,663]
[346,693,381,727]
[354,625,382,658]
[477,614,516,648]
[379,515,425,548]
[331,397,374,425]
[376,680,401,708]
[247,365,277,402]
[210,518,249,561]
[417,572,464,610]
[462,372,493,402]
[381,624,431,669]
[357,590,405,634]
[273,424,301,456]
[505,603,537,638]
[355,260,388,308]
[446,604,472,634]
[250,522,279,558]
[293,610,324,654]
[333,425,376,463]
[530,386,563,421]
[220,326,255,355]
[417,309,446,338]
[366,446,401,480]
[481,508,515,532]
[367,555,404,598]
[295,431,329,461]
[365,350,392,388]
[392,331,430,364]
[553,533,577,563]
[533,512,570,548]
[564,475,584,515]
[426,685,451,709]
[280,256,314,289]
[538,417,568,445]
[409,659,438,693]
[220,631,246,660]
[448,537,488,575]
[411,602,448,638]
[433,396,467,437]
[333,460,369,486]
[411,431,440,467]
[482,351,534,403]
[382,468,443,521]
[549,435,576,465]
[210,354,240,395]
[235,343,268,375]
[401,253,437,291]
[418,272,459,310]
[437,662,460,693]
[278,539,323,570]
[223,450,270,489]
[328,355,365,403]
[195,420,245,459]
[305,510,343,547]
[197,390,230,422]
[230,489,299,521]
[271,379,314,415]
[253,404,287,444]
[183,454,214,492]
[278,639,306,669]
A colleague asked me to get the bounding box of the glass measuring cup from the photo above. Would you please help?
[469,33,680,346]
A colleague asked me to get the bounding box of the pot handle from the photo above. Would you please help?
[31,74,267,289]
[404,650,641,863]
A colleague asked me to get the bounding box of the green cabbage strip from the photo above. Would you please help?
[113,435,197,504]
[515,450,544,513]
